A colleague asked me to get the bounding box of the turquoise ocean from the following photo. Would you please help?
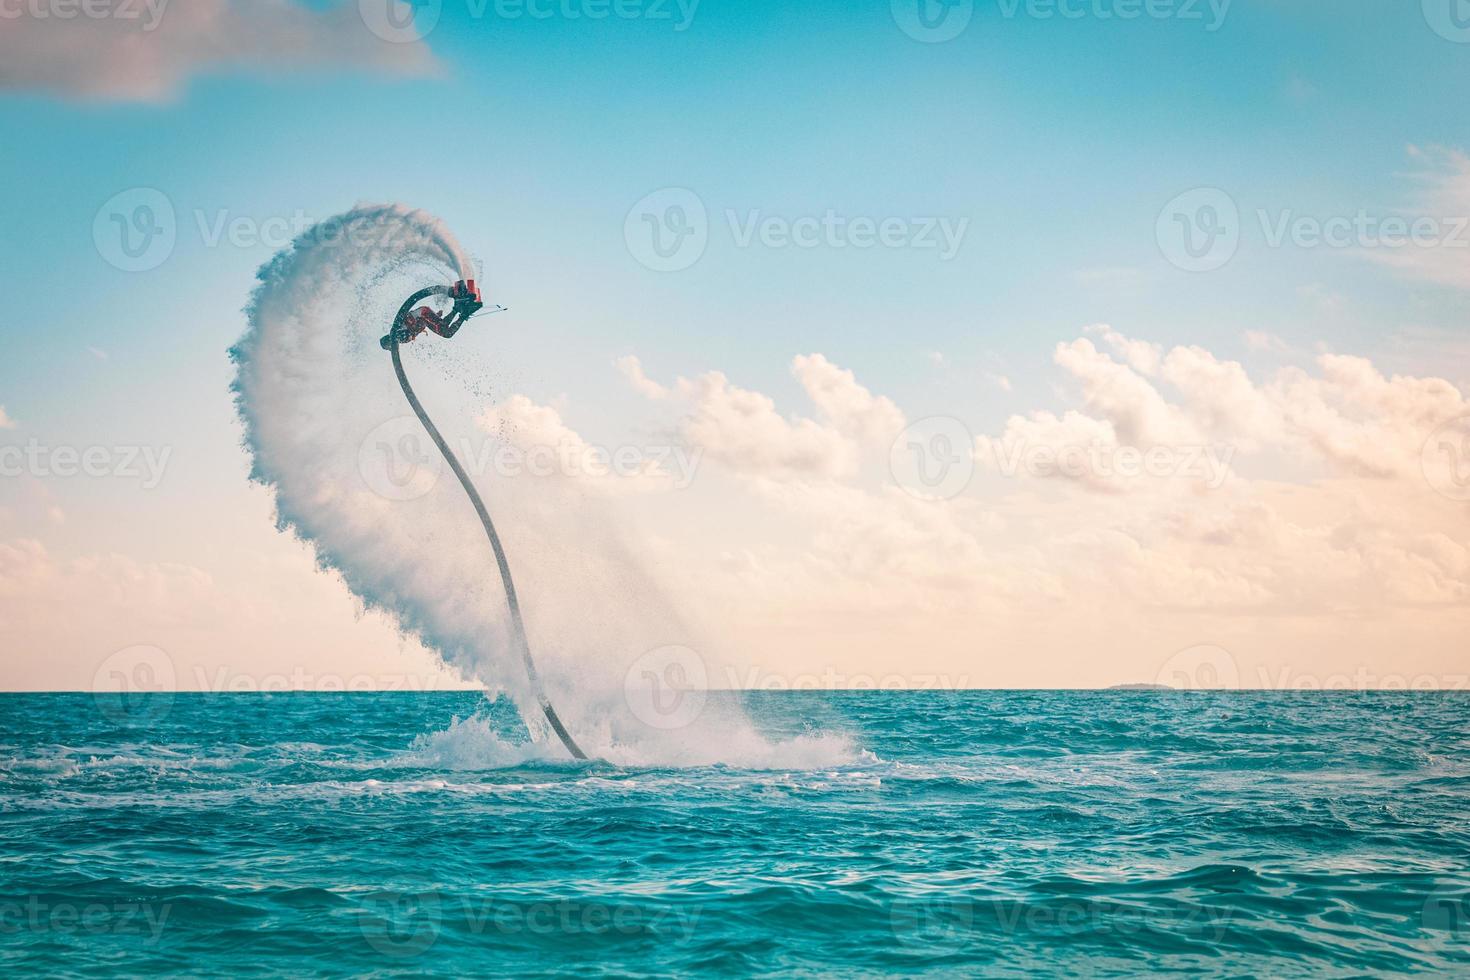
[3,691,1468,976]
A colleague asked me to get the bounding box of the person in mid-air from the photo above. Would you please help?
[380,280,483,350]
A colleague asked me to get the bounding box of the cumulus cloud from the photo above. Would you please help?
[1053,337,1198,446]
[0,406,15,429]
[1087,323,1163,376]
[478,394,691,494]
[648,379,1463,684]
[621,331,1467,663]
[1273,353,1465,478]
[791,353,905,446]
[16,326,1465,690]
[620,357,864,480]
[1160,344,1283,451]
[614,355,671,400]
[0,0,438,102]
[975,410,1128,493]
[974,329,1467,492]
[680,371,857,480]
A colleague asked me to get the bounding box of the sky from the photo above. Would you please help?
[0,0,1468,692]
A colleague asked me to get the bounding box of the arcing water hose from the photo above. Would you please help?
[385,284,587,760]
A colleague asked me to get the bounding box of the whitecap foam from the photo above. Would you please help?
[405,712,871,771]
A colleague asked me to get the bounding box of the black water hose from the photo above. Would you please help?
[387,289,587,760]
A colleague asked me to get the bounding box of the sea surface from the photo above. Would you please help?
[2,691,1468,977]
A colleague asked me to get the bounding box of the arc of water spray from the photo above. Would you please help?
[386,288,587,760]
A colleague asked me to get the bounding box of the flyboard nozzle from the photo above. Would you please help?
[451,279,483,319]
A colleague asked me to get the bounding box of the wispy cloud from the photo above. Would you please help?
[0,406,16,430]
[1358,145,1470,290]
[1244,330,1290,354]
